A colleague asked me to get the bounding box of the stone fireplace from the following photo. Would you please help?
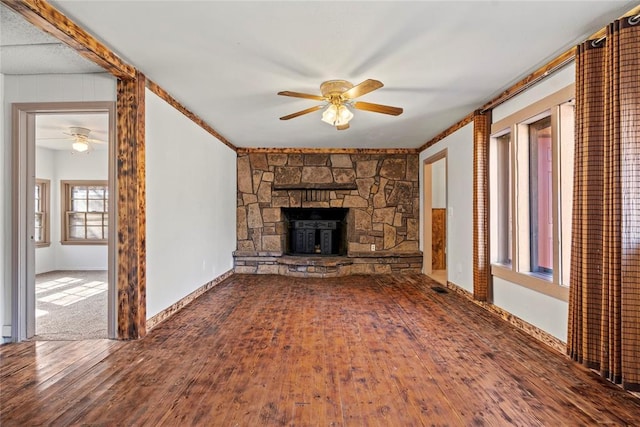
[234,152,423,277]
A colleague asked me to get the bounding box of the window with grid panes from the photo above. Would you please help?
[61,180,108,244]
[35,179,50,247]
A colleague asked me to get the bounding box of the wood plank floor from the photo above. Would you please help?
[2,274,639,426]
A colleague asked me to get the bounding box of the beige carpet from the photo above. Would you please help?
[35,270,108,340]
[429,269,447,285]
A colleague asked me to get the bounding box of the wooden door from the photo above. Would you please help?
[432,208,446,270]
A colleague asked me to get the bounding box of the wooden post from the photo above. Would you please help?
[116,72,146,339]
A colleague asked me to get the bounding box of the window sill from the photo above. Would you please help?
[61,241,108,246]
[491,264,568,302]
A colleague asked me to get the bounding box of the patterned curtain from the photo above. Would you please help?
[473,111,491,301]
[568,15,640,391]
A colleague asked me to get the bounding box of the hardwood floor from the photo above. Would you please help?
[2,274,639,425]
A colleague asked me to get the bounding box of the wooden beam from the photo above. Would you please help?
[116,72,146,339]
[237,147,419,155]
[2,0,136,80]
[146,79,238,152]
[480,50,576,112]
[417,113,474,152]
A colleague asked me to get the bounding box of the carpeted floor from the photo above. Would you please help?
[35,270,108,340]
[428,269,447,285]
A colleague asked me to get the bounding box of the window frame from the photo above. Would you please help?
[35,178,51,248]
[528,115,553,277]
[489,84,574,301]
[60,180,109,245]
[491,131,512,266]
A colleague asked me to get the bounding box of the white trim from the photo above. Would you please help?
[422,150,448,278]
[11,102,117,341]
[491,264,568,302]
[492,84,575,134]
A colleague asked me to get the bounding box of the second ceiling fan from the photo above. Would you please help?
[278,79,403,130]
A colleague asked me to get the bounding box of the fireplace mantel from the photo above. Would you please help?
[272,183,357,190]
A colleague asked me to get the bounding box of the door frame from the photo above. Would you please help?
[423,149,448,276]
[11,101,117,340]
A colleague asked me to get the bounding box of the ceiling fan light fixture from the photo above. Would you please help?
[279,78,401,128]
[72,140,89,152]
[336,104,353,125]
[68,126,91,138]
[321,104,338,125]
[321,104,353,127]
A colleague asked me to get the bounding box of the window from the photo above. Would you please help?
[61,180,108,245]
[35,179,50,247]
[529,116,553,276]
[489,85,574,297]
[492,132,512,266]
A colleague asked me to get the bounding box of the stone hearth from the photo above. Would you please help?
[234,152,422,276]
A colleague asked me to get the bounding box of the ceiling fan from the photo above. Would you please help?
[278,79,403,130]
[66,127,106,153]
[38,126,106,153]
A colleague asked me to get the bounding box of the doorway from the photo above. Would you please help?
[423,150,448,285]
[12,102,116,341]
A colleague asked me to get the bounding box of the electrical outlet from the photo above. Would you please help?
[370,244,376,251]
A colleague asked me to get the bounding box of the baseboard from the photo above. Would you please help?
[444,280,567,355]
[146,270,234,331]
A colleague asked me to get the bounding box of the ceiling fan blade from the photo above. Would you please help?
[353,101,403,116]
[336,124,350,131]
[279,105,324,120]
[342,79,383,99]
[277,91,326,101]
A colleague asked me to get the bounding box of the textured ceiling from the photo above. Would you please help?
[0,3,104,74]
[3,1,637,150]
[1,4,108,152]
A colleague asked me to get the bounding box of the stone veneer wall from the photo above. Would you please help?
[235,152,422,275]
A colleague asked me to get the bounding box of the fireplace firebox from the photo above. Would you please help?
[282,208,348,256]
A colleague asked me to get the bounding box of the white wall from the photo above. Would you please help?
[2,74,236,340]
[145,89,236,319]
[1,73,116,341]
[420,124,474,293]
[493,277,568,341]
[34,147,109,273]
[53,149,108,270]
[0,72,6,339]
[418,65,575,342]
[431,157,446,209]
